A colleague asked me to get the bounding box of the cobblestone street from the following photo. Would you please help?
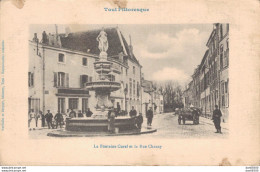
[29,112,228,139]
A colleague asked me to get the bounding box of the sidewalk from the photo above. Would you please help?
[28,126,64,131]
[200,117,229,130]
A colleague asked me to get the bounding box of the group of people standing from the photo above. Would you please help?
[28,108,94,130]
[129,106,154,128]
[106,105,154,133]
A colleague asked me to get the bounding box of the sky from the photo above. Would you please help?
[30,24,213,86]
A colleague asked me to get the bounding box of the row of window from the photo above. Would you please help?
[58,53,138,76]
[29,71,93,88]
[220,39,229,69]
[58,53,88,66]
[200,80,229,112]
[53,72,93,88]
[128,78,140,97]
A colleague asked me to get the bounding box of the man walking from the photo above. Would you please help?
[146,107,154,126]
[129,106,137,118]
[212,105,222,134]
[45,110,53,129]
[54,111,63,129]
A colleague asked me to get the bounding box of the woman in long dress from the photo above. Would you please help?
[29,109,36,130]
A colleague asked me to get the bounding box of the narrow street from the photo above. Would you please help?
[29,112,228,139]
[140,112,228,138]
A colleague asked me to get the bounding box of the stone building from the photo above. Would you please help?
[28,26,142,116]
[218,23,229,122]
[183,23,229,122]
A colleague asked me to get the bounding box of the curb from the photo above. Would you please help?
[47,129,157,137]
[200,118,229,130]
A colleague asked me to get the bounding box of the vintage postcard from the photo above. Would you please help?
[0,0,259,166]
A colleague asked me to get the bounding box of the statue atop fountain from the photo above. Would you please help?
[85,28,121,114]
[96,27,109,60]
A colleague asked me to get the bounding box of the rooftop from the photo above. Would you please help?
[59,27,140,65]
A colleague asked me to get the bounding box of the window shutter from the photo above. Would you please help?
[86,75,89,83]
[28,72,31,87]
[80,75,83,88]
[66,73,69,88]
[89,76,92,82]
[53,72,57,87]
[31,73,34,87]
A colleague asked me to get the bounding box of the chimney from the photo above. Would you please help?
[42,31,48,44]
[33,33,39,43]
[129,35,133,57]
[54,24,62,48]
[65,27,71,37]
[33,33,39,55]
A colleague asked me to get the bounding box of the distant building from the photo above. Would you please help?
[141,79,154,115]
[154,91,164,114]
[140,78,164,115]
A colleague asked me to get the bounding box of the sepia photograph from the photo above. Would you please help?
[1,0,259,167]
[28,24,229,139]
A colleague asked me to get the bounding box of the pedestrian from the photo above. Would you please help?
[45,110,53,129]
[69,109,76,118]
[136,113,143,130]
[66,109,70,117]
[108,107,116,133]
[192,108,199,124]
[78,110,83,118]
[116,102,121,117]
[29,109,36,130]
[129,106,137,118]
[86,108,93,117]
[39,111,45,127]
[54,111,63,129]
[146,107,154,126]
[212,105,222,134]
[35,111,40,128]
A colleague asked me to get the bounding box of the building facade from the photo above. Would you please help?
[141,78,164,115]
[29,26,142,116]
[183,23,229,122]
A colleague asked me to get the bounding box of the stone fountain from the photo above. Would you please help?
[65,28,136,132]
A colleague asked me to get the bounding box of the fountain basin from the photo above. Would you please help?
[65,116,137,132]
[85,81,121,91]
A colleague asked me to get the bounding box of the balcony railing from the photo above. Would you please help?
[56,87,89,96]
